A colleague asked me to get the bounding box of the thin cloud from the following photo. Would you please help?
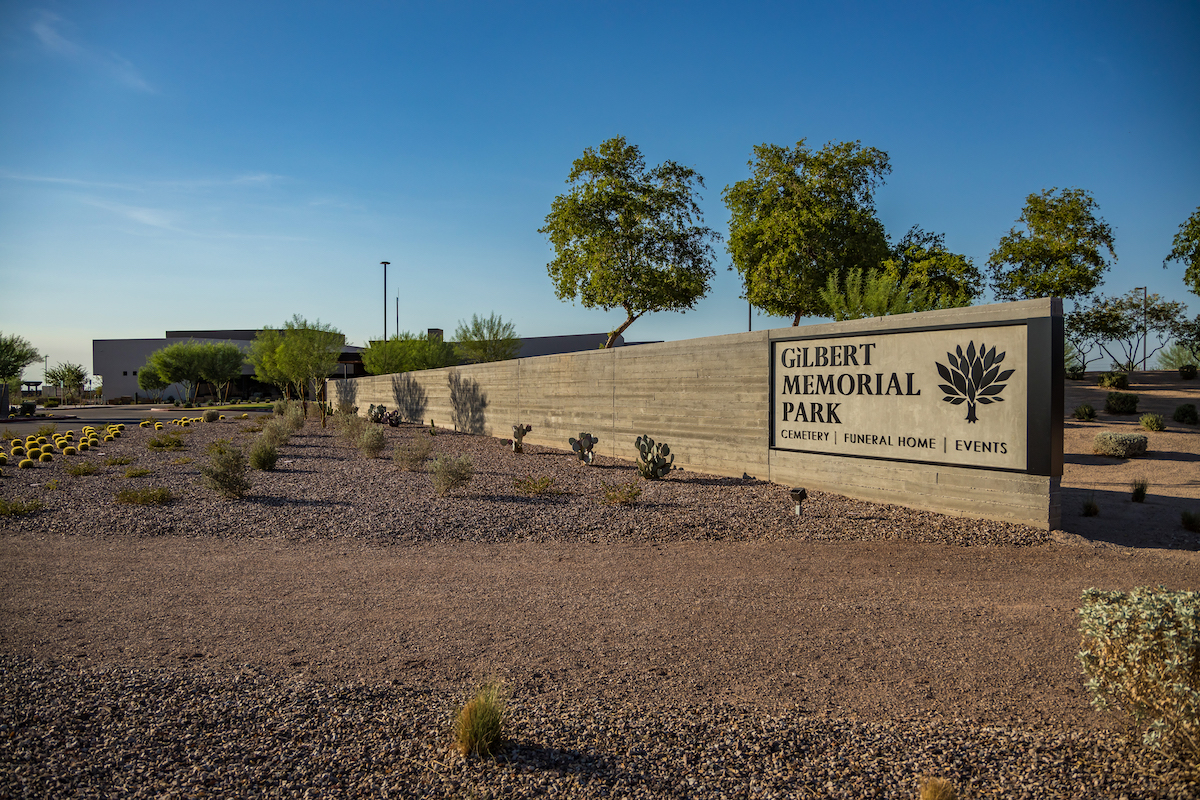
[0,171,141,191]
[80,197,181,231]
[31,11,155,93]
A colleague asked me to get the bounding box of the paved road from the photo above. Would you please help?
[0,404,272,437]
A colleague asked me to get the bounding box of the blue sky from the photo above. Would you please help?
[2,0,1198,382]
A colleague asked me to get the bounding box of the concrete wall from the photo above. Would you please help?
[329,299,1062,529]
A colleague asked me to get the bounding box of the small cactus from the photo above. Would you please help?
[569,432,598,465]
[511,423,533,453]
[26,448,42,460]
[0,453,7,466]
[39,453,53,462]
[18,458,34,469]
[63,446,77,456]
[635,434,674,480]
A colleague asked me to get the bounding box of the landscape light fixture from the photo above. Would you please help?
[381,262,391,340]
[789,486,808,516]
[1132,286,1147,370]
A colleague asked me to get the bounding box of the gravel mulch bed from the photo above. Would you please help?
[2,654,1190,800]
[0,413,1048,547]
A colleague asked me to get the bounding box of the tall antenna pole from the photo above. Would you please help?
[396,295,399,338]
[381,262,391,340]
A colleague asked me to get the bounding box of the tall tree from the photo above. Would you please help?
[247,328,289,396]
[541,136,719,348]
[988,187,1116,302]
[148,340,207,403]
[454,313,521,363]
[274,316,344,409]
[723,139,892,325]
[1068,290,1186,371]
[198,342,246,403]
[137,362,170,402]
[0,332,40,384]
[879,226,982,308]
[1164,206,1200,297]
[818,268,933,321]
[361,331,458,375]
[44,362,89,403]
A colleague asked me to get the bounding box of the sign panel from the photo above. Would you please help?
[772,324,1028,470]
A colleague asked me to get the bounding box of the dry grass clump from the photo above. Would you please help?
[430,455,474,496]
[452,682,507,757]
[104,456,135,466]
[147,431,186,451]
[393,437,434,471]
[124,467,152,478]
[601,481,642,506]
[115,487,172,506]
[64,461,98,477]
[357,426,387,459]
[200,440,251,499]
[335,412,368,444]
[513,475,558,496]
[918,776,957,800]
[1132,477,1148,503]
[0,497,43,516]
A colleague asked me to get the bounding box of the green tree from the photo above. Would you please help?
[541,136,719,348]
[361,334,413,376]
[137,362,170,402]
[198,342,246,403]
[1069,291,1186,371]
[247,328,289,396]
[0,332,40,384]
[988,187,1116,302]
[274,316,344,410]
[148,340,207,403]
[1166,314,1200,366]
[1164,206,1200,297]
[44,362,89,403]
[454,313,521,363]
[818,268,933,321]
[879,226,982,308]
[723,139,891,325]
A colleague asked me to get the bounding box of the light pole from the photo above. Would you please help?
[381,261,390,340]
[1132,286,1147,371]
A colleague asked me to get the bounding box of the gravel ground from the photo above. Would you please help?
[1,412,1196,798]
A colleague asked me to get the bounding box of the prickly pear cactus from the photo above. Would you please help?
[635,434,674,479]
[511,423,533,453]
[367,404,387,424]
[568,432,598,465]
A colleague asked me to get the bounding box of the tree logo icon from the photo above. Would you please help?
[935,341,1015,423]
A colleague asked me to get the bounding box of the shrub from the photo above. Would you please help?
[336,400,358,416]
[1072,404,1096,421]
[202,409,220,423]
[44,479,60,491]
[430,455,474,496]
[1098,371,1129,389]
[1105,392,1139,415]
[601,481,643,506]
[1181,364,1198,380]
[272,399,288,416]
[919,777,957,800]
[1078,586,1200,767]
[115,487,173,505]
[284,404,306,433]
[336,412,368,444]
[200,443,251,499]
[452,682,507,757]
[147,431,186,451]
[261,418,291,447]
[513,475,558,495]
[124,467,151,478]
[248,438,278,471]
[393,438,434,471]
[1183,511,1200,534]
[64,461,98,477]
[104,456,135,466]
[34,424,57,438]
[1140,413,1166,432]
[0,497,43,516]
[357,426,387,458]
[1132,478,1148,503]
[1093,431,1148,458]
[1174,404,1199,425]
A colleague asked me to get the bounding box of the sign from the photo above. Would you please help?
[772,324,1029,470]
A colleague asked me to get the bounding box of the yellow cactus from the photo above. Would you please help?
[63,446,77,456]
[38,453,52,462]
[18,459,33,469]
[26,448,42,459]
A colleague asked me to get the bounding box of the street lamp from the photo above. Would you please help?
[381,262,391,340]
[1132,286,1147,371]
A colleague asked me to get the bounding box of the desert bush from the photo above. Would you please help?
[1073,404,1096,421]
[513,475,558,495]
[1140,413,1166,432]
[430,455,474,496]
[1181,364,1198,380]
[1174,404,1198,425]
[202,409,220,423]
[919,777,957,800]
[104,456,135,466]
[393,438,434,471]
[1093,431,1148,458]
[115,487,173,505]
[147,431,186,451]
[1078,586,1200,767]
[283,404,306,432]
[0,497,43,515]
[272,399,288,416]
[200,442,251,499]
[357,426,387,459]
[261,418,291,447]
[1105,392,1140,415]
[1183,511,1200,534]
[124,467,152,478]
[1098,371,1129,389]
[452,682,507,757]
[335,399,358,416]
[601,481,643,506]
[336,412,368,444]
[1132,478,1148,503]
[34,424,57,438]
[248,437,278,470]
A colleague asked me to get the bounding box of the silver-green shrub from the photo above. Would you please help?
[430,455,474,496]
[1078,587,1199,765]
[202,409,220,423]
[283,403,306,432]
[200,443,251,499]
[248,437,278,470]
[393,438,433,471]
[261,418,290,448]
[357,426,386,458]
[1140,413,1166,432]
[335,412,367,444]
[1093,431,1148,458]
